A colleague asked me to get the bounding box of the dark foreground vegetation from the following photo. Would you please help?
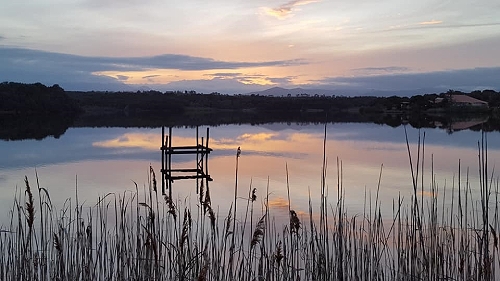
[1,132,499,280]
[2,81,500,140]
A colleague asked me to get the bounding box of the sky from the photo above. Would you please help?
[1,0,500,95]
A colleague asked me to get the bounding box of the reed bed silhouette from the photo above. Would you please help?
[0,130,499,280]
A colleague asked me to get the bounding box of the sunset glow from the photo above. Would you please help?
[1,0,499,93]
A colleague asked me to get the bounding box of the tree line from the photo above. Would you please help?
[2,82,500,140]
[2,82,500,116]
[0,82,81,115]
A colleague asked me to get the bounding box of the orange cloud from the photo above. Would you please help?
[92,133,159,150]
[263,0,320,19]
[268,197,289,209]
[96,68,292,87]
[419,20,443,25]
[238,132,279,142]
[91,131,319,156]
[418,190,438,198]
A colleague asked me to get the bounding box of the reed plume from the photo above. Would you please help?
[290,210,301,234]
[251,214,266,249]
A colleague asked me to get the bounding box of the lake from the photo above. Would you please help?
[1,122,498,227]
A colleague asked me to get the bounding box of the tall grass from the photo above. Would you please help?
[0,132,499,280]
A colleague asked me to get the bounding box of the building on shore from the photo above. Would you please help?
[449,94,488,108]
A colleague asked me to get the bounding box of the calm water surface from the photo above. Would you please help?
[1,123,499,226]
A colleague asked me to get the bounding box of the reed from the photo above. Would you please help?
[0,134,499,280]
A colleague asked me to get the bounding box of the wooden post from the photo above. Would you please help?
[196,126,199,194]
[165,135,169,194]
[168,127,172,198]
[205,127,210,193]
[205,127,209,180]
[161,126,165,195]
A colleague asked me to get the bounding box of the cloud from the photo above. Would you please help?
[267,76,296,84]
[116,75,129,81]
[419,20,443,25]
[268,197,289,210]
[154,78,268,94]
[142,74,160,79]
[381,22,500,33]
[203,72,296,87]
[171,66,500,95]
[205,73,244,78]
[238,132,280,142]
[82,0,158,9]
[314,67,500,95]
[141,74,162,83]
[93,133,158,150]
[450,22,500,28]
[264,0,319,19]
[0,51,129,91]
[0,47,306,91]
[351,66,410,75]
[0,47,306,72]
[0,35,4,40]
[0,128,161,170]
[418,190,438,198]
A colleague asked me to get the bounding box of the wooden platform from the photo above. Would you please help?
[160,126,212,196]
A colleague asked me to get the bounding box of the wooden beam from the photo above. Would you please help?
[165,150,212,154]
[166,175,213,181]
[168,168,204,173]
[161,145,212,150]
[161,126,165,195]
